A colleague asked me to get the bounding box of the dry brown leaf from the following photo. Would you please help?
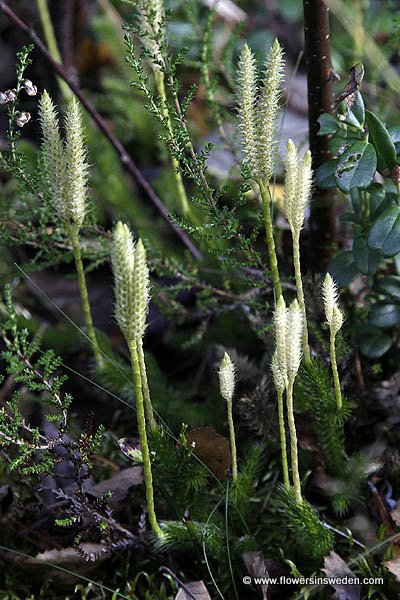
[384,558,400,582]
[243,551,268,599]
[323,551,360,600]
[185,427,231,480]
[175,580,211,599]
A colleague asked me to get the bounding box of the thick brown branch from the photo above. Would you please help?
[303,0,337,269]
[0,1,202,261]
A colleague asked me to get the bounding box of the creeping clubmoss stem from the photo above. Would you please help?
[69,225,103,369]
[286,378,302,504]
[129,339,162,536]
[137,339,156,429]
[259,181,282,298]
[293,231,311,363]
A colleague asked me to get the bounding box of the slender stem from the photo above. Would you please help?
[258,181,282,298]
[286,378,302,504]
[226,398,237,482]
[330,331,342,410]
[292,230,311,363]
[128,339,162,537]
[69,225,103,369]
[277,389,290,489]
[36,0,71,99]
[154,70,191,217]
[137,339,156,430]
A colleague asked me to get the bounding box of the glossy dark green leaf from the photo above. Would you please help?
[337,91,365,128]
[387,125,400,155]
[359,325,392,358]
[368,206,400,257]
[339,211,361,224]
[374,275,400,300]
[334,141,377,192]
[318,113,341,135]
[365,110,397,173]
[327,251,360,288]
[369,302,400,328]
[316,159,339,189]
[352,237,382,275]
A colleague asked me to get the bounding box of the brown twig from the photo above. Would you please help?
[0,1,202,261]
[303,0,337,270]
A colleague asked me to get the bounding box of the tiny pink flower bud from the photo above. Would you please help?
[24,79,38,96]
[16,111,31,127]
[5,89,17,102]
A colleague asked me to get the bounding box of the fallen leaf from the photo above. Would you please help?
[175,580,211,599]
[185,427,231,480]
[87,467,143,506]
[243,551,268,599]
[384,558,400,582]
[323,551,360,600]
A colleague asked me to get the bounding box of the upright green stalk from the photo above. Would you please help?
[137,339,156,429]
[330,330,342,410]
[69,225,103,368]
[277,389,290,488]
[154,71,190,217]
[322,273,344,410]
[293,231,310,362]
[286,379,302,503]
[218,352,238,482]
[259,181,282,298]
[111,223,161,536]
[129,339,162,536]
[36,0,71,100]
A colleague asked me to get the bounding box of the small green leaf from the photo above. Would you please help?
[359,325,392,358]
[368,206,400,257]
[339,211,361,224]
[369,302,400,328]
[365,110,397,173]
[337,91,365,128]
[387,124,400,155]
[334,141,377,192]
[327,251,360,287]
[353,237,382,275]
[316,159,339,189]
[318,113,341,135]
[374,275,400,300]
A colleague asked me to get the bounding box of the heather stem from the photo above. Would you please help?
[292,230,311,363]
[137,339,156,429]
[69,225,103,369]
[154,70,191,218]
[277,388,290,489]
[258,180,282,298]
[129,339,162,536]
[286,378,302,504]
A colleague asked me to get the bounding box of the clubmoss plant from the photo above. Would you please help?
[237,39,284,298]
[39,92,103,369]
[136,0,190,218]
[273,296,303,503]
[322,273,344,409]
[111,222,161,537]
[271,351,289,489]
[282,139,313,362]
[218,352,237,482]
